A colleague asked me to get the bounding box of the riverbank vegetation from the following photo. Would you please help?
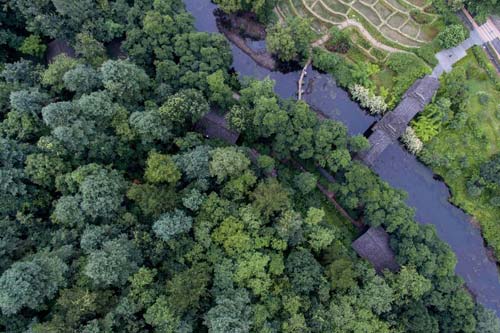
[0,0,499,332]
[411,47,500,259]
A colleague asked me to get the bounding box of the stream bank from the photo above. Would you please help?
[215,9,276,70]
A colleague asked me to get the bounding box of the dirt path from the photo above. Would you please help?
[312,33,330,47]
[274,7,285,24]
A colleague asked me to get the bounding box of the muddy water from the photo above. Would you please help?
[183,0,500,316]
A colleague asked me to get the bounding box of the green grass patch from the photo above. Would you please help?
[372,68,395,94]
[370,47,388,62]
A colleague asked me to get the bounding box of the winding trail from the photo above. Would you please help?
[301,0,404,54]
[338,19,403,53]
[312,33,330,47]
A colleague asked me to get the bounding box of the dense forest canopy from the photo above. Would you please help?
[0,0,499,332]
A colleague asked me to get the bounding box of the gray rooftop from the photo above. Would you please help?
[373,76,440,139]
[195,111,240,144]
[360,75,440,165]
[352,226,399,273]
[46,40,76,63]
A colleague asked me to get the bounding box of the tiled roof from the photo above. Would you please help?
[195,111,240,144]
[46,40,76,63]
[352,227,399,273]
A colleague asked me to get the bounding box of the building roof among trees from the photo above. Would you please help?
[46,39,76,63]
[106,38,127,59]
[195,110,240,144]
[352,227,399,273]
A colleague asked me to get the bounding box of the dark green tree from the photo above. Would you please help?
[84,237,141,288]
[0,254,68,314]
[153,209,193,242]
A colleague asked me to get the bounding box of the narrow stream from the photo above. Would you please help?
[184,0,500,316]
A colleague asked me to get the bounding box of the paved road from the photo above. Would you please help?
[432,29,483,77]
[432,11,500,77]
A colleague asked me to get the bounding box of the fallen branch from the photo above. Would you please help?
[298,58,311,100]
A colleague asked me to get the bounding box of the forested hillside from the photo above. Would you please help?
[0,1,499,332]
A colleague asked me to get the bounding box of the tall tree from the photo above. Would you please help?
[0,254,68,314]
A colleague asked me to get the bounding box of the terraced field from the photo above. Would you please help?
[276,0,442,52]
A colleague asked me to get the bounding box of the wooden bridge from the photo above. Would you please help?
[359,75,440,165]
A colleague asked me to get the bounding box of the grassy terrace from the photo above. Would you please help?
[277,0,444,53]
[276,0,447,107]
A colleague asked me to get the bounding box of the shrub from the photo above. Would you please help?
[466,63,486,81]
[386,53,431,98]
[327,27,351,54]
[415,43,439,67]
[266,17,315,62]
[153,209,193,242]
[438,24,468,49]
[257,155,275,174]
[293,172,318,195]
[312,47,340,73]
[19,35,46,58]
[371,48,387,62]
[489,196,500,207]
[350,84,387,115]
[410,9,432,24]
[312,48,354,88]
[471,46,500,90]
[477,91,490,105]
[466,180,483,197]
[402,127,423,155]
[411,114,440,142]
